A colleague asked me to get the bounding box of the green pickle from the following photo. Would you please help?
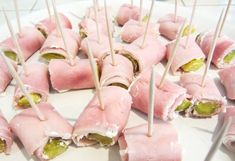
[224,50,235,64]
[122,54,139,74]
[43,138,69,160]
[87,133,113,146]
[79,28,87,39]
[142,15,149,22]
[0,139,6,153]
[37,28,47,38]
[175,99,192,112]
[42,53,65,62]
[109,83,128,90]
[194,102,220,116]
[18,93,41,107]
[181,58,204,72]
[4,51,17,62]
[182,25,196,36]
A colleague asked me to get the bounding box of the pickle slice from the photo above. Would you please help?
[18,93,41,107]
[181,58,204,72]
[41,53,65,62]
[122,54,139,75]
[224,50,235,64]
[79,28,87,39]
[37,27,47,38]
[175,99,192,112]
[109,83,128,90]
[0,139,6,153]
[4,51,17,62]
[194,102,220,116]
[87,133,113,146]
[182,25,196,37]
[43,138,69,160]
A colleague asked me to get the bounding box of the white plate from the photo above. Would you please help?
[0,1,235,161]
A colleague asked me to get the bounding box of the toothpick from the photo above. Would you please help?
[201,9,225,87]
[13,0,21,33]
[174,0,178,22]
[51,0,74,66]
[2,7,28,74]
[204,116,232,161]
[86,40,105,110]
[140,0,154,49]
[45,0,52,20]
[104,0,116,66]
[139,0,143,24]
[29,0,38,13]
[184,0,197,48]
[218,0,232,37]
[1,52,46,121]
[93,0,101,43]
[131,0,133,7]
[159,20,186,88]
[147,66,156,137]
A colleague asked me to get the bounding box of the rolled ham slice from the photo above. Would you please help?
[119,35,166,75]
[14,63,49,108]
[49,58,94,92]
[118,122,182,161]
[116,4,141,26]
[196,31,235,68]
[214,106,235,152]
[100,54,134,89]
[0,112,13,155]
[180,73,226,117]
[158,13,185,40]
[120,19,159,43]
[0,26,45,62]
[40,28,80,62]
[166,37,205,74]
[219,66,235,100]
[72,86,132,147]
[130,69,187,120]
[10,103,73,160]
[35,13,72,37]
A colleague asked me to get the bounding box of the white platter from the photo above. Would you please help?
[0,0,235,161]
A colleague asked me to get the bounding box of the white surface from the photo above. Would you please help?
[0,1,235,161]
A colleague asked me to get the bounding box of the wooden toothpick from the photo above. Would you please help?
[51,0,74,66]
[139,0,143,23]
[147,66,156,137]
[86,40,105,110]
[104,0,116,66]
[1,52,46,121]
[13,0,21,33]
[159,20,186,88]
[93,0,101,43]
[45,0,52,19]
[140,0,155,49]
[184,0,197,48]
[174,0,178,22]
[201,9,225,87]
[29,0,38,13]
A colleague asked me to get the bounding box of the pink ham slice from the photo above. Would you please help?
[14,63,49,108]
[100,54,134,89]
[35,13,72,37]
[49,58,94,92]
[180,73,225,117]
[40,28,80,61]
[120,19,159,43]
[196,31,235,68]
[72,86,132,146]
[166,37,205,74]
[10,103,73,160]
[219,66,235,100]
[118,122,182,161]
[119,35,166,75]
[0,26,45,62]
[0,112,13,155]
[116,4,141,26]
[130,69,187,120]
[158,13,185,40]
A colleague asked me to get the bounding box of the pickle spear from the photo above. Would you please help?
[175,99,192,112]
[182,25,196,36]
[194,102,220,116]
[4,51,17,62]
[0,139,6,153]
[109,83,128,90]
[224,50,235,64]
[17,93,41,107]
[41,53,65,62]
[87,133,113,146]
[181,58,204,72]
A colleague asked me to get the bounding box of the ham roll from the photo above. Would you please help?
[72,86,132,147]
[49,58,94,92]
[158,14,186,40]
[0,112,13,155]
[119,35,166,75]
[116,4,141,26]
[118,122,182,161]
[196,31,235,68]
[219,66,235,100]
[40,28,80,62]
[36,13,72,38]
[166,37,205,74]
[10,103,73,161]
[130,69,187,120]
[0,26,45,62]
[100,54,134,89]
[180,73,225,118]
[14,63,49,109]
[120,19,159,43]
